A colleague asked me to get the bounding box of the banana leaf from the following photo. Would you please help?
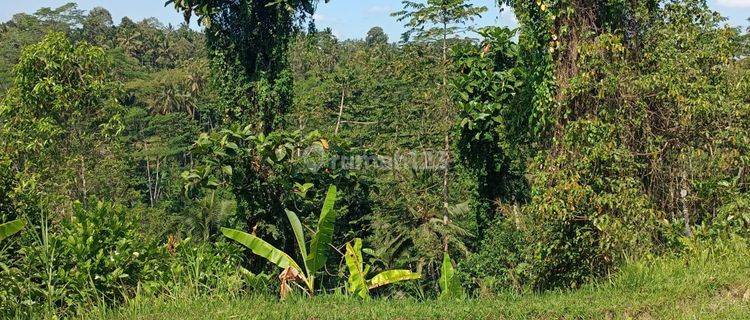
[0,219,25,242]
[221,227,302,274]
[344,238,369,299]
[285,209,309,275]
[438,252,465,300]
[368,269,421,290]
[306,185,337,274]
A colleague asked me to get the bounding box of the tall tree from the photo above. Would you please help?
[80,7,114,46]
[0,32,130,211]
[366,26,389,46]
[0,3,87,91]
[168,0,329,132]
[392,0,486,252]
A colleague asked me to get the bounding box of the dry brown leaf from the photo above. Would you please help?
[278,267,303,299]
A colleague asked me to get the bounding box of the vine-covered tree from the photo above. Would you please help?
[456,0,750,291]
[167,0,329,132]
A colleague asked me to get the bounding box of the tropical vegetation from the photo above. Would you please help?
[0,0,749,318]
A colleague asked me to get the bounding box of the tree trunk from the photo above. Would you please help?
[441,19,450,253]
[335,87,345,135]
[79,156,88,201]
[681,170,692,237]
[146,156,154,207]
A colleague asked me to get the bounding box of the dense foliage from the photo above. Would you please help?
[0,0,749,317]
[455,0,750,291]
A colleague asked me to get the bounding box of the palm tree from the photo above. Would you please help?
[187,72,205,96]
[151,84,179,115]
[175,192,234,241]
[149,83,197,119]
[117,31,142,56]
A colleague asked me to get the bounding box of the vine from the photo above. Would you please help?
[168,0,328,132]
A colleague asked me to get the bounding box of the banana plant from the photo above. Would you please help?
[438,252,465,300]
[221,185,337,298]
[344,238,421,300]
[0,219,25,242]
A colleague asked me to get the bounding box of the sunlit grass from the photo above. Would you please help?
[97,244,750,320]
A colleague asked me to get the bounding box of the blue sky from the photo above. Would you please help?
[2,1,750,40]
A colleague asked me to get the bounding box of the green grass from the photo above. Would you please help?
[96,246,750,320]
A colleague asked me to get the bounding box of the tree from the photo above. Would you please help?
[33,2,84,29]
[182,124,372,276]
[366,26,389,46]
[168,0,330,132]
[392,0,486,253]
[80,7,114,45]
[0,32,128,211]
[392,0,487,44]
[453,27,528,242]
[454,1,750,291]
[0,3,87,91]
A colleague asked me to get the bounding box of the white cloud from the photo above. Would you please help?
[717,0,750,8]
[366,5,393,14]
[313,13,326,21]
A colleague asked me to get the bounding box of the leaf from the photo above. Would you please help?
[460,91,469,101]
[0,219,26,242]
[362,248,377,257]
[239,267,272,289]
[206,176,220,188]
[306,185,337,274]
[221,165,233,176]
[182,171,200,181]
[221,227,302,273]
[344,238,369,299]
[225,141,238,150]
[275,147,287,161]
[447,202,470,216]
[285,209,309,276]
[294,182,314,198]
[367,269,421,290]
[438,252,465,300]
[279,266,304,300]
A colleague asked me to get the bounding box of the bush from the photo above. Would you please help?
[459,218,528,295]
[520,120,659,290]
[0,159,43,317]
[59,202,165,303]
[166,238,249,295]
[687,195,750,242]
[2,201,166,317]
[463,120,661,293]
[712,195,750,238]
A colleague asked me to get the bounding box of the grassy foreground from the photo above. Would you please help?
[98,247,750,320]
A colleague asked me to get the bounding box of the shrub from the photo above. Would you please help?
[166,237,248,295]
[184,126,373,281]
[520,120,659,290]
[692,195,750,241]
[459,218,527,295]
[2,201,166,317]
[463,121,660,293]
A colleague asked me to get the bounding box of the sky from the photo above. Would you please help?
[1,1,750,40]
